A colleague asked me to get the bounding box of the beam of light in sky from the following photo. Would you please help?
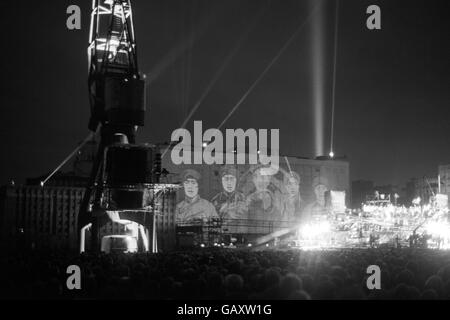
[311,0,325,157]
[146,3,226,85]
[146,25,200,85]
[161,2,270,160]
[330,0,340,156]
[217,2,321,131]
[179,2,269,131]
[41,132,96,186]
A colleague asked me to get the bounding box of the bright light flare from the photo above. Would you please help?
[124,236,138,253]
[299,221,331,238]
[426,221,450,238]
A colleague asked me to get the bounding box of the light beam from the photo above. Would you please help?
[311,0,325,157]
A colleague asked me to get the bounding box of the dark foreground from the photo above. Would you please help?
[2,247,450,300]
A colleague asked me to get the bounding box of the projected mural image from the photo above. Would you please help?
[282,171,304,221]
[167,153,350,226]
[175,169,218,223]
[211,165,248,220]
[304,176,330,220]
[174,164,332,224]
[245,166,281,220]
[239,164,296,222]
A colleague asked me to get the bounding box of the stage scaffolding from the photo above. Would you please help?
[176,218,293,248]
[175,209,450,250]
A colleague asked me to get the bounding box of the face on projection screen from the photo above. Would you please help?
[173,163,334,225]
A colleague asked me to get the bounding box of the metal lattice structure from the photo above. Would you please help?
[78,0,149,253]
[88,0,138,76]
[87,0,145,131]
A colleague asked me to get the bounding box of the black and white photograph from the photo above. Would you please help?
[1,0,450,308]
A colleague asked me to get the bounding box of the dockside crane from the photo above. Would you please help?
[77,0,149,253]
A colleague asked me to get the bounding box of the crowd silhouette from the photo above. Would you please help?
[2,248,450,300]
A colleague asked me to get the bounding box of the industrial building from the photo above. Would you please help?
[0,141,350,250]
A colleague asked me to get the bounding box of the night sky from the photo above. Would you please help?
[2,0,449,187]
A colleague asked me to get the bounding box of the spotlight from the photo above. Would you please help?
[202,142,208,148]
[200,244,205,248]
[329,151,334,158]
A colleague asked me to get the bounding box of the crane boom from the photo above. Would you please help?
[87,0,145,132]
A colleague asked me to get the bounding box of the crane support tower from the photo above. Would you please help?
[77,0,156,253]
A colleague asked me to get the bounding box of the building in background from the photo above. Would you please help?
[0,182,176,252]
[373,184,402,204]
[0,138,351,250]
[0,139,176,252]
[404,178,417,205]
[351,180,374,208]
[0,138,97,251]
[0,183,84,250]
[403,176,440,206]
[438,164,450,204]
